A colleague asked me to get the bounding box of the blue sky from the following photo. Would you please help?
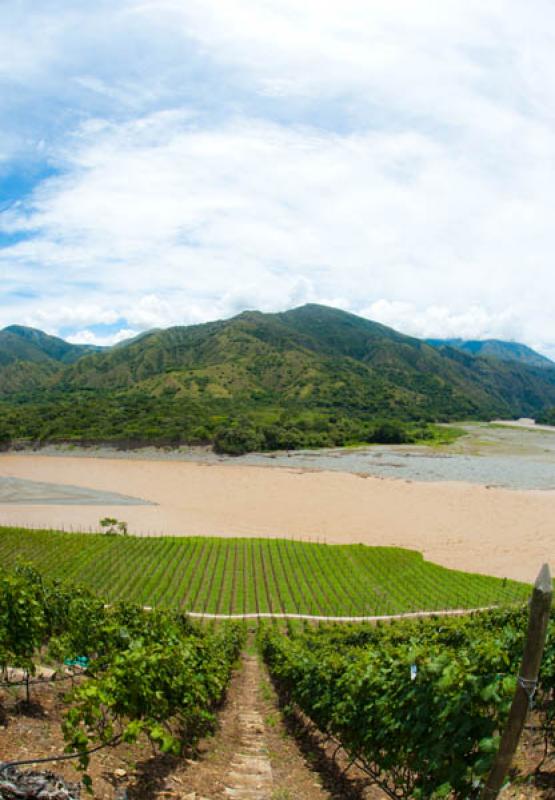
[1,1,555,357]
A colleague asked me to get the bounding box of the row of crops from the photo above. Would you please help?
[0,565,244,788]
[260,607,555,799]
[1,561,551,798]
[0,527,530,616]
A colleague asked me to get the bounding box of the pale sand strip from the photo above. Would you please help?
[182,606,500,621]
[0,453,553,583]
[492,419,555,433]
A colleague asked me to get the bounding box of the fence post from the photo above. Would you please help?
[481,563,552,800]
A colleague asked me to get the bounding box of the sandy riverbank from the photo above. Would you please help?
[0,453,553,583]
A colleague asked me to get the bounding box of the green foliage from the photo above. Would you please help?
[260,609,533,798]
[99,517,128,535]
[0,565,244,780]
[367,419,412,444]
[0,568,47,676]
[214,421,264,455]
[0,419,11,448]
[537,407,555,425]
[62,621,243,771]
[0,528,529,617]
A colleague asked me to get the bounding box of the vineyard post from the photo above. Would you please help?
[481,563,552,800]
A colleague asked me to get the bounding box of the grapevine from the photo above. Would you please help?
[260,607,555,798]
[0,565,244,788]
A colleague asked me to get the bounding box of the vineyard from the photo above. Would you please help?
[0,526,530,617]
[260,604,555,799]
[0,565,244,794]
[0,562,553,799]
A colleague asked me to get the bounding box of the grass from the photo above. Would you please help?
[416,423,468,446]
[0,526,530,616]
[330,424,468,451]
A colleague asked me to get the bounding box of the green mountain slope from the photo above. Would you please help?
[0,326,102,393]
[427,337,553,369]
[1,305,555,451]
[48,305,555,414]
[0,325,101,364]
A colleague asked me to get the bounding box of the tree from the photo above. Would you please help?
[0,420,12,450]
[537,407,555,426]
[213,422,263,455]
[369,420,412,445]
[99,518,128,535]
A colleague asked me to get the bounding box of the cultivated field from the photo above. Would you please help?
[0,526,529,616]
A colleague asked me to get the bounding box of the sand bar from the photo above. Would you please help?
[0,453,553,583]
[0,475,153,505]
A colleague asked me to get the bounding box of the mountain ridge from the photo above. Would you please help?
[1,325,103,363]
[0,325,103,393]
[426,336,553,369]
[1,304,555,452]
[3,306,552,370]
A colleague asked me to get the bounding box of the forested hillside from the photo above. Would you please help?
[1,304,555,452]
[0,326,101,394]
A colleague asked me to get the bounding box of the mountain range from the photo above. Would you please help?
[426,337,553,369]
[0,304,554,451]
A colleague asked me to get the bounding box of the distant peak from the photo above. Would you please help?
[427,337,553,368]
[3,324,44,335]
[234,309,264,319]
[281,303,361,319]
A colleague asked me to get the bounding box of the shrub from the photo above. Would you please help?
[213,423,264,455]
[368,420,413,444]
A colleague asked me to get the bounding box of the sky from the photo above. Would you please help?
[1,1,555,357]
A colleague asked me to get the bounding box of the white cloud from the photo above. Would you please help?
[1,1,555,356]
[362,300,524,342]
[67,328,139,347]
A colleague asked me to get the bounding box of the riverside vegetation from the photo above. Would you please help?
[1,304,555,454]
[538,407,555,425]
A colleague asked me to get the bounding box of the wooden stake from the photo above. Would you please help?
[481,563,552,800]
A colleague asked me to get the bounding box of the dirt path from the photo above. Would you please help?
[175,646,336,800]
[223,656,273,799]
